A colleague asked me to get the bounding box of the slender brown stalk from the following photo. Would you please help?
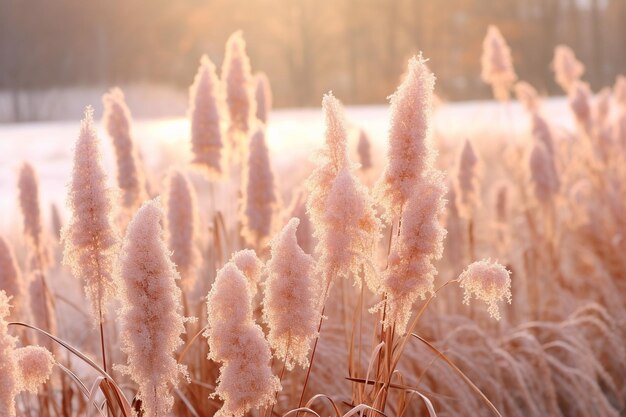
[297,293,329,411]
[99,306,107,375]
[373,294,387,398]
[98,304,109,417]
[358,279,364,380]
[390,279,459,368]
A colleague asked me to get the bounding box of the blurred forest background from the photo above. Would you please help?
[0,0,625,121]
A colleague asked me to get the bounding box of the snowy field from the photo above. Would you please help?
[0,97,574,234]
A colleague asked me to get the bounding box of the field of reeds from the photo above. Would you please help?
[1,26,625,417]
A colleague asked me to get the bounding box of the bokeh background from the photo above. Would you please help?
[1,0,625,121]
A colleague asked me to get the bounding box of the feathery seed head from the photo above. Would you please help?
[1,294,54,415]
[102,88,147,210]
[458,259,512,320]
[0,291,19,417]
[306,93,351,242]
[594,87,612,125]
[264,218,320,370]
[18,162,46,254]
[102,88,131,141]
[206,262,281,416]
[62,107,120,324]
[376,170,447,334]
[212,325,281,417]
[164,169,201,290]
[230,249,264,296]
[308,93,381,293]
[569,81,592,128]
[240,126,279,246]
[614,75,626,108]
[189,55,224,177]
[14,346,54,394]
[531,113,555,155]
[322,93,350,172]
[117,199,188,417]
[0,236,25,321]
[455,139,481,219]
[254,72,272,124]
[553,45,584,93]
[310,93,348,175]
[481,25,517,101]
[376,55,436,220]
[320,167,381,292]
[222,31,255,137]
[205,263,253,361]
[529,142,560,204]
[514,81,540,113]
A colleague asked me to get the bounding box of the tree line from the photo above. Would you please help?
[0,0,624,121]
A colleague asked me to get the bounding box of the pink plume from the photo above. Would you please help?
[553,45,585,93]
[481,25,517,101]
[189,55,224,177]
[164,169,201,291]
[205,262,281,417]
[375,170,447,334]
[254,72,272,124]
[240,126,279,247]
[102,87,147,211]
[376,55,435,220]
[264,218,320,369]
[117,199,188,417]
[62,107,120,323]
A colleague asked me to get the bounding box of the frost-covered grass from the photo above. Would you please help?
[1,28,624,416]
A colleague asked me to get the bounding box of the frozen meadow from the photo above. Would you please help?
[2,26,625,416]
[0,97,574,234]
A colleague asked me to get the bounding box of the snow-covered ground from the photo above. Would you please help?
[0,98,576,234]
